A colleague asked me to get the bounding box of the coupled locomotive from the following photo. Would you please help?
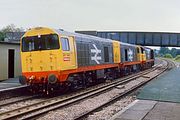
[19,27,154,94]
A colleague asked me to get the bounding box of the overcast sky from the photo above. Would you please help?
[1,0,180,32]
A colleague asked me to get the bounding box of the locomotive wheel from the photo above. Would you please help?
[105,71,115,81]
[69,74,83,90]
[85,76,93,86]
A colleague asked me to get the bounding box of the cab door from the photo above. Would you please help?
[60,36,77,70]
[136,47,141,61]
[112,41,121,63]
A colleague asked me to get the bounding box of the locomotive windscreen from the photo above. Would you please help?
[22,34,60,52]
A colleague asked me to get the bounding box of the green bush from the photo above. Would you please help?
[164,54,173,58]
[175,55,180,61]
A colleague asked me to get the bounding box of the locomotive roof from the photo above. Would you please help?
[143,46,153,50]
[119,42,137,47]
[55,29,114,43]
[55,29,138,47]
[24,27,143,48]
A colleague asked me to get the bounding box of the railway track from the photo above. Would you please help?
[0,96,38,108]
[0,59,173,120]
[0,86,29,101]
[74,59,175,120]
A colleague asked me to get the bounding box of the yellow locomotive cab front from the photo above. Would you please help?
[137,46,146,62]
[20,27,63,86]
[21,34,60,72]
[20,27,77,93]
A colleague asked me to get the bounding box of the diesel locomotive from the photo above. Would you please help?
[19,27,154,94]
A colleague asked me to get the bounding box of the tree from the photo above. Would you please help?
[171,48,177,58]
[0,24,24,41]
[176,49,180,56]
[1,24,24,33]
[159,47,170,56]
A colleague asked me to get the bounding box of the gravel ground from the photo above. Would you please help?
[87,96,135,120]
[38,74,154,120]
[38,88,127,120]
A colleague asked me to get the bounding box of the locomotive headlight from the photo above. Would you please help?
[48,74,57,84]
[19,75,27,85]
[29,75,35,80]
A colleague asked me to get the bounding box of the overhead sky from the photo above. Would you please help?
[1,0,180,32]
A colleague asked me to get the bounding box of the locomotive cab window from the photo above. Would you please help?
[137,48,140,53]
[125,49,128,61]
[61,37,70,51]
[104,46,109,62]
[22,34,59,52]
[141,47,144,54]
